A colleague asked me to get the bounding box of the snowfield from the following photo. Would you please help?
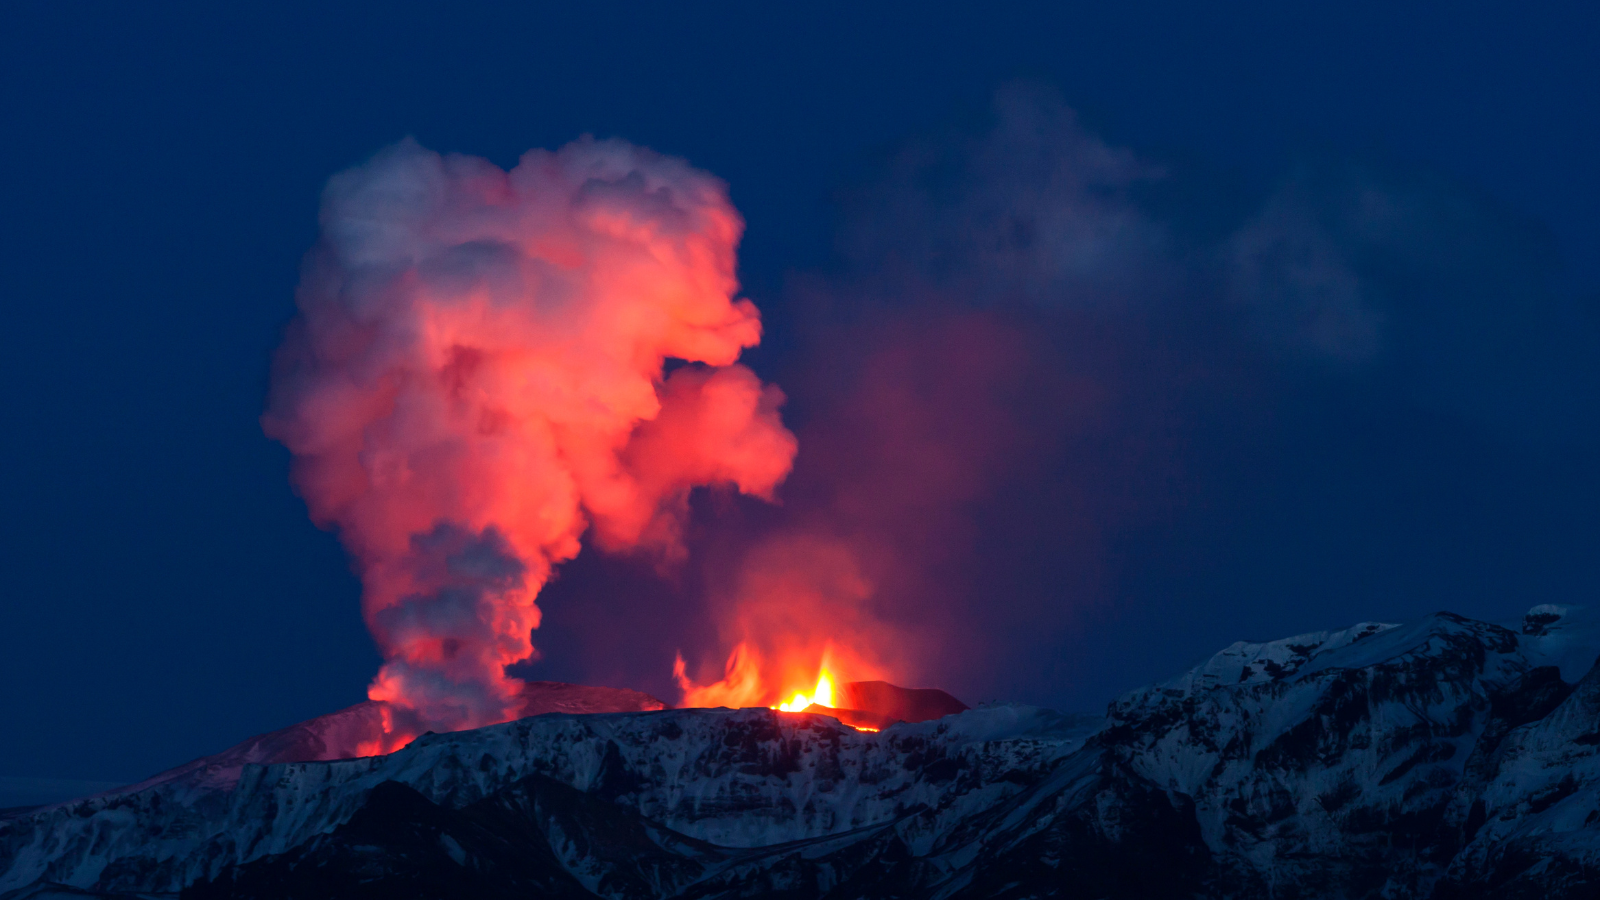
[4,607,1600,899]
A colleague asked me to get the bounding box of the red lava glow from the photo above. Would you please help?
[671,530,909,734]
[774,669,882,732]
[676,637,891,733]
[776,670,836,712]
[267,137,797,753]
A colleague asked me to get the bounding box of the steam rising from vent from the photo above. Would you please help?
[264,137,796,751]
[673,534,892,711]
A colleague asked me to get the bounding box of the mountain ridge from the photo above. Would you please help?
[5,605,1600,898]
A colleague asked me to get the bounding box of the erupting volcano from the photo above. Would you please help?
[775,670,886,732]
[264,135,960,754]
[675,645,967,733]
[264,136,812,753]
[776,670,836,713]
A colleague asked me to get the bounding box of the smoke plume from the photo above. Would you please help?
[671,305,1086,708]
[265,137,796,749]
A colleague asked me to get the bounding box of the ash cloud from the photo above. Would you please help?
[674,81,1600,708]
[833,83,1600,436]
[265,136,796,748]
[270,85,1600,718]
[836,84,1171,310]
[1226,160,1600,434]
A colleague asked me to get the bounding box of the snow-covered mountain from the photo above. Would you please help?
[4,606,1600,899]
[114,681,668,798]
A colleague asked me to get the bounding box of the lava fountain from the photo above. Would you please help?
[776,670,835,712]
[676,635,962,731]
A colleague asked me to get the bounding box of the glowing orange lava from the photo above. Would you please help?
[677,640,890,734]
[775,670,836,711]
[767,667,880,732]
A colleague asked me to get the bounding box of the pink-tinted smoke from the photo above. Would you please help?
[264,137,796,751]
[674,308,1086,710]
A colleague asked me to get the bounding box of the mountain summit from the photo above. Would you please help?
[5,607,1600,899]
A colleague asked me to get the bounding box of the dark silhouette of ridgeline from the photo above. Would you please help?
[12,607,1600,898]
[805,680,970,730]
[842,680,970,721]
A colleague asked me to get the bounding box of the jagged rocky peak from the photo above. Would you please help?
[1513,602,1600,681]
[8,610,1600,899]
[1139,619,1403,697]
[1524,603,1572,635]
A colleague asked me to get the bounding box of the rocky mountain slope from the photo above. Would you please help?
[5,606,1600,899]
[114,681,668,798]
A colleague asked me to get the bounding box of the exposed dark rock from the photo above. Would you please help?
[11,607,1600,899]
[839,681,970,723]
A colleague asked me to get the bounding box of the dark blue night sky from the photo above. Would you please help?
[3,2,1597,786]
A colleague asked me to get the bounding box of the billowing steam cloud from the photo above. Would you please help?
[265,137,796,749]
